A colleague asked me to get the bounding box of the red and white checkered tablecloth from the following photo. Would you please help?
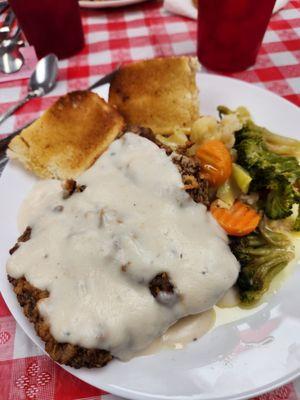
[0,0,299,399]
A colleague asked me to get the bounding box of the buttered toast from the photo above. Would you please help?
[8,91,125,179]
[109,56,200,135]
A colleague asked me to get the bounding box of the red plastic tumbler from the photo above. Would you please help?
[9,0,85,59]
[197,0,276,72]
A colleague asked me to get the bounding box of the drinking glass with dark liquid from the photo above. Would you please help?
[9,0,85,59]
[197,0,276,72]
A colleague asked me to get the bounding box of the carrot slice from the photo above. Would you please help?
[196,140,232,187]
[210,200,261,236]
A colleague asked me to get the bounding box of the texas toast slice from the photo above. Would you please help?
[8,91,125,179]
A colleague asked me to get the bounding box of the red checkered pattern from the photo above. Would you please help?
[0,0,300,398]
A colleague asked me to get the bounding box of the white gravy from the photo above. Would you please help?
[7,133,240,361]
[135,309,216,357]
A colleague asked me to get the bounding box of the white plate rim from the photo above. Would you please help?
[79,0,149,9]
[87,0,290,14]
[1,73,300,400]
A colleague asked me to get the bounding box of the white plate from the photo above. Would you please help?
[1,74,300,400]
[79,0,149,9]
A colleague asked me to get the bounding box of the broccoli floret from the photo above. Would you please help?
[218,105,300,221]
[230,222,294,304]
[265,177,295,219]
[236,130,300,179]
[246,120,300,158]
[234,126,300,220]
[219,105,300,158]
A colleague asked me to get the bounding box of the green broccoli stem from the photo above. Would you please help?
[240,261,287,304]
[242,252,293,285]
[243,247,276,258]
[246,236,266,247]
[246,121,300,157]
[248,252,293,276]
[217,105,232,118]
[260,223,293,247]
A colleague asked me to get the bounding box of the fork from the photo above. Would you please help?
[0,9,16,41]
[0,2,9,16]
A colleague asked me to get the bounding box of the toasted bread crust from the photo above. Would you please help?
[109,57,200,135]
[8,91,125,179]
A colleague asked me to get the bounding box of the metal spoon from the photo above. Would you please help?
[0,53,58,125]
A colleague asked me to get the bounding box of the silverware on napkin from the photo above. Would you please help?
[0,27,24,74]
[0,7,25,75]
[0,2,9,16]
[0,9,16,41]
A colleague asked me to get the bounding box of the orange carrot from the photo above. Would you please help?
[196,140,232,187]
[210,200,261,236]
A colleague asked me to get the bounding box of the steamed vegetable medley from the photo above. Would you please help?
[157,106,300,305]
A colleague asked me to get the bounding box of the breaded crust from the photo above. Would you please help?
[109,57,200,135]
[8,271,179,367]
[8,276,112,369]
[8,91,125,180]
